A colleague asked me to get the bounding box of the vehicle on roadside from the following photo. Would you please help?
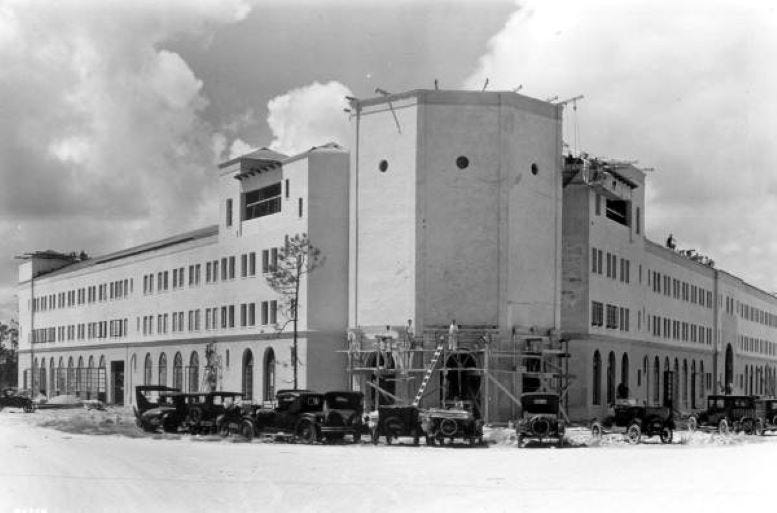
[691,395,758,435]
[186,392,245,434]
[247,389,326,443]
[754,398,777,435]
[0,388,33,413]
[369,405,422,445]
[133,385,184,432]
[515,392,565,447]
[420,400,483,446]
[319,391,364,443]
[590,399,674,444]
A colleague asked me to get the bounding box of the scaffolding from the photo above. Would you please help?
[343,325,571,424]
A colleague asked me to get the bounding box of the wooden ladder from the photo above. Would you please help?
[412,342,445,407]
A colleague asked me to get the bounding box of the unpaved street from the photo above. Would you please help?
[1,409,775,513]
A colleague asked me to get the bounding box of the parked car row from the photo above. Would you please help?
[133,386,365,443]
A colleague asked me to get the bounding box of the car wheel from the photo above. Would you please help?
[686,416,697,433]
[240,420,254,441]
[296,420,319,444]
[626,424,641,444]
[659,427,673,444]
[590,422,603,440]
[439,418,458,438]
[718,419,730,435]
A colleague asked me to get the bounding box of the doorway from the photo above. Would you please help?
[111,361,125,406]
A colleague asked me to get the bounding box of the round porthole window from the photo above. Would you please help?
[379,160,388,172]
[531,163,539,175]
[456,156,469,169]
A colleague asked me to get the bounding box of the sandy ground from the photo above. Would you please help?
[1,407,776,513]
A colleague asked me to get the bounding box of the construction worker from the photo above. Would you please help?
[448,320,459,351]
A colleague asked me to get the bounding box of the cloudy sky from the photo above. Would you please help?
[0,0,775,320]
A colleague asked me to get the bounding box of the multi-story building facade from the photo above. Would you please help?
[16,87,777,424]
[562,156,777,421]
[17,144,349,405]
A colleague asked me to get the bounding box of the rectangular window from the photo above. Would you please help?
[221,258,227,281]
[226,198,233,227]
[298,197,303,218]
[244,182,282,220]
[206,262,212,283]
[635,207,641,234]
[271,247,278,271]
[261,301,268,325]
[172,269,178,289]
[597,250,603,274]
[249,252,256,276]
[605,304,618,329]
[229,305,235,328]
[606,253,612,278]
[591,301,603,327]
[248,303,255,326]
[592,247,598,273]
[229,256,235,279]
[241,254,247,278]
[240,304,247,327]
[270,300,278,324]
[195,310,200,331]
[285,178,290,198]
[262,250,269,273]
[221,306,228,329]
[163,271,169,290]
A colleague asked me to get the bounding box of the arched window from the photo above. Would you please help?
[189,352,199,392]
[606,351,616,405]
[67,357,74,395]
[173,352,183,390]
[592,350,602,405]
[57,357,65,396]
[242,349,254,401]
[144,353,152,385]
[619,353,629,398]
[158,353,168,387]
[700,360,705,399]
[49,357,55,398]
[653,356,660,404]
[264,348,276,402]
[39,358,47,397]
[682,359,688,408]
[77,356,84,398]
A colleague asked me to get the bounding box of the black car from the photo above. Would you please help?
[420,400,483,446]
[369,405,422,445]
[186,392,245,434]
[133,386,186,432]
[516,392,565,447]
[693,395,758,434]
[0,388,33,413]
[249,390,325,443]
[319,391,364,443]
[591,399,674,444]
[754,398,777,435]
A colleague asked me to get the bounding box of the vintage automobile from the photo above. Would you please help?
[590,399,675,444]
[692,395,758,434]
[248,389,326,443]
[515,392,565,447]
[185,391,245,434]
[319,391,364,443]
[0,388,33,413]
[420,400,483,446]
[754,398,777,435]
[369,405,422,445]
[133,385,185,432]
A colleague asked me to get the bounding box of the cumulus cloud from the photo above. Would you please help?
[465,0,777,292]
[0,0,253,319]
[266,81,353,155]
